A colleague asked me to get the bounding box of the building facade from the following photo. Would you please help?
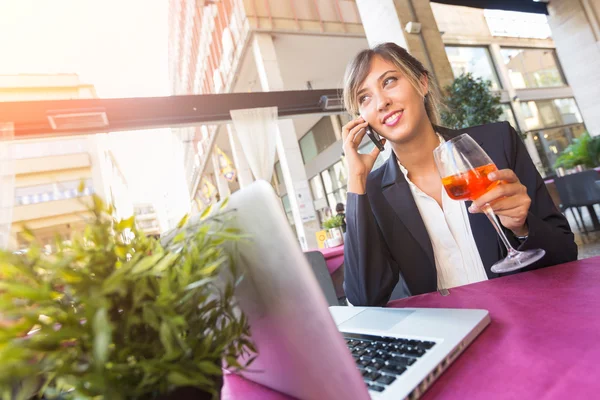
[168,0,591,243]
[0,74,129,250]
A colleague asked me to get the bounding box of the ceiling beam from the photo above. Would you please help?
[1,88,342,140]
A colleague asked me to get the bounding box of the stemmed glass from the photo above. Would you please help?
[433,134,545,273]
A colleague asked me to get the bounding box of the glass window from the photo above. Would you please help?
[14,179,94,206]
[320,159,349,212]
[299,117,337,164]
[274,161,284,186]
[299,132,318,164]
[499,104,519,131]
[445,46,501,90]
[520,98,583,131]
[281,195,294,226]
[530,123,587,175]
[500,48,565,89]
[310,175,325,200]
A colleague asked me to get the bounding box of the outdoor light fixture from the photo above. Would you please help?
[47,108,109,131]
[319,95,344,111]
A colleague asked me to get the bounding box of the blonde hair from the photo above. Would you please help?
[343,42,442,126]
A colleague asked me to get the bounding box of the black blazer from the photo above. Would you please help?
[344,122,578,306]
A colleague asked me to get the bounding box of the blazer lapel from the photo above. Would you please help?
[381,154,436,280]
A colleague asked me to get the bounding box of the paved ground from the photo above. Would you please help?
[565,204,600,260]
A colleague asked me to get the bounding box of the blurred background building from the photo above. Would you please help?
[0,74,132,249]
[168,0,593,246]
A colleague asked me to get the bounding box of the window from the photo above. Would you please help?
[445,46,501,90]
[531,124,587,176]
[499,104,519,131]
[500,48,564,89]
[320,159,348,212]
[484,10,552,40]
[299,117,337,164]
[520,98,583,131]
[14,179,94,206]
[309,175,325,200]
[274,161,284,186]
[299,132,318,164]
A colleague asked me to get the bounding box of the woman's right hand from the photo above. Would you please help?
[342,116,386,194]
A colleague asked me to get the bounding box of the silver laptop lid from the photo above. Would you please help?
[225,180,370,400]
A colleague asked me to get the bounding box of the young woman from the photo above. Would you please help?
[341,42,577,306]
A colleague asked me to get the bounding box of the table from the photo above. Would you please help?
[221,256,600,399]
[389,257,600,399]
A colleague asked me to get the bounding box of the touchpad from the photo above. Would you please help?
[338,309,414,331]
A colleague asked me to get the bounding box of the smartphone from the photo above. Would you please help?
[366,126,385,151]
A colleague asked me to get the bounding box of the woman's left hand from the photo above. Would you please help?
[468,169,530,237]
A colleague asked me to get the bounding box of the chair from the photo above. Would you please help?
[555,170,600,234]
[304,251,345,306]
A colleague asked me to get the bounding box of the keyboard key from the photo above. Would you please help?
[389,355,416,366]
[375,350,391,360]
[418,341,436,350]
[358,358,371,367]
[405,347,426,357]
[370,359,385,370]
[382,364,407,375]
[353,347,367,355]
[368,384,385,393]
[376,374,397,385]
[364,370,381,382]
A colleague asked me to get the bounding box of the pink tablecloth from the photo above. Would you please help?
[317,245,344,274]
[222,256,600,399]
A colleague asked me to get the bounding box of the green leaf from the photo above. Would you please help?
[219,197,229,210]
[0,282,49,301]
[167,371,212,387]
[116,216,135,231]
[20,226,36,243]
[93,308,112,366]
[151,253,179,275]
[184,277,215,291]
[172,232,186,244]
[200,205,212,221]
[199,256,228,276]
[78,180,86,193]
[196,361,223,376]
[177,214,189,229]
[159,322,180,360]
[131,253,163,274]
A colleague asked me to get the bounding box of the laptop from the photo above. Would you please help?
[222,180,490,399]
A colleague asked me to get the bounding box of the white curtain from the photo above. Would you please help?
[0,122,15,249]
[229,107,278,182]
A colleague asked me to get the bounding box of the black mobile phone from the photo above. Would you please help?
[366,126,385,151]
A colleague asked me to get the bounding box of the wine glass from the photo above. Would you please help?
[433,134,545,273]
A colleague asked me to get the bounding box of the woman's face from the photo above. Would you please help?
[356,55,429,144]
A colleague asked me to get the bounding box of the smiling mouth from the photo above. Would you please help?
[384,110,404,126]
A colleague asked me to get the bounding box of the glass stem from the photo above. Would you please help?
[481,203,519,257]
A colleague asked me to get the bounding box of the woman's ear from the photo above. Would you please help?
[420,73,429,97]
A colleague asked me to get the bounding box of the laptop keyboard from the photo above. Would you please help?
[343,332,436,394]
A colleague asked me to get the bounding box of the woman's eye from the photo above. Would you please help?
[358,95,369,104]
[383,76,397,86]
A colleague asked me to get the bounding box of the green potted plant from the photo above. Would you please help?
[554,132,600,173]
[0,191,256,400]
[322,215,345,247]
[440,73,503,129]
